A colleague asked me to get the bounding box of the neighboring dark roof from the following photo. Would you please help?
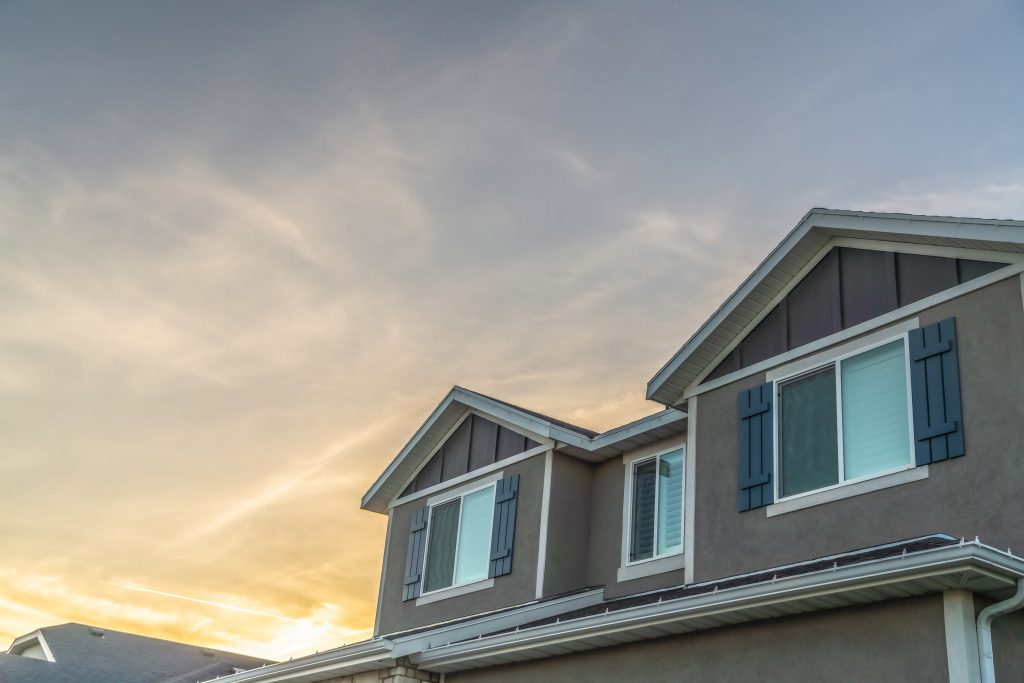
[479,535,960,638]
[0,623,272,683]
[475,391,601,438]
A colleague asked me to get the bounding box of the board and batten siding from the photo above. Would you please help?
[706,247,1008,381]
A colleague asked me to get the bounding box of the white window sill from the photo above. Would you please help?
[415,578,494,606]
[616,552,686,582]
[766,465,929,518]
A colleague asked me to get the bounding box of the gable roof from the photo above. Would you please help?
[361,386,686,514]
[646,208,1024,406]
[0,623,271,683]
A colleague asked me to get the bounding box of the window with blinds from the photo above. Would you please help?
[629,448,684,563]
[422,484,496,593]
[777,338,913,499]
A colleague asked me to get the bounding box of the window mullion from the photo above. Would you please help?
[835,361,845,484]
[450,497,463,587]
[652,455,661,558]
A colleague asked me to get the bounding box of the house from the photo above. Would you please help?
[203,209,1024,683]
[0,622,272,682]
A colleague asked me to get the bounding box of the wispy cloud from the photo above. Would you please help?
[1,0,1022,664]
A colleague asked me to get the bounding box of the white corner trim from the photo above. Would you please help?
[765,318,918,382]
[426,471,503,507]
[685,261,1024,399]
[684,397,696,584]
[415,578,495,607]
[535,450,553,599]
[617,552,686,583]
[766,466,929,517]
[943,589,982,683]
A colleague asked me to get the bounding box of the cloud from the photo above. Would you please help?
[859,175,1024,220]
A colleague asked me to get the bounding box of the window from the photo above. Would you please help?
[776,337,913,499]
[422,484,495,593]
[628,448,684,563]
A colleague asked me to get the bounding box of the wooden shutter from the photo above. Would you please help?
[488,474,519,578]
[402,506,430,601]
[909,317,965,465]
[738,382,774,512]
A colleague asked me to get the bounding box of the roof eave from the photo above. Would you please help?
[413,542,1024,672]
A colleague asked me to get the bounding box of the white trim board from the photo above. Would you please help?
[683,396,696,584]
[766,466,928,517]
[828,237,1024,264]
[683,261,1024,400]
[764,318,918,381]
[535,450,553,599]
[943,589,982,683]
[389,444,548,510]
[416,578,494,607]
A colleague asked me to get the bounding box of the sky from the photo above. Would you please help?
[1,0,1023,662]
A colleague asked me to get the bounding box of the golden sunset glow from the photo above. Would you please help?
[4,1,1024,663]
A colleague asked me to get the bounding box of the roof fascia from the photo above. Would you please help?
[583,409,687,452]
[365,386,690,512]
[363,387,578,513]
[414,542,1024,671]
[199,590,606,683]
[361,388,462,510]
[679,248,1024,401]
[645,208,820,402]
[646,209,1024,404]
[199,639,394,683]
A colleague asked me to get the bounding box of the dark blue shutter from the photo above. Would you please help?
[402,506,430,601]
[738,382,774,511]
[909,317,965,465]
[488,474,519,578]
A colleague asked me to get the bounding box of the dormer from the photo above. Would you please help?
[364,386,686,635]
[7,631,55,662]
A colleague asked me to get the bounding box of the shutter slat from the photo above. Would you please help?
[909,317,965,466]
[738,383,774,512]
[402,506,430,601]
[489,474,519,577]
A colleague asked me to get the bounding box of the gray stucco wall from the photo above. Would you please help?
[446,595,948,683]
[693,277,1024,583]
[541,453,593,597]
[586,434,688,599]
[377,453,547,635]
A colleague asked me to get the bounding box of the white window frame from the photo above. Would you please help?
[623,445,686,568]
[419,478,498,598]
[771,330,917,504]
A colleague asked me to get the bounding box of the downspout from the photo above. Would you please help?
[977,578,1024,683]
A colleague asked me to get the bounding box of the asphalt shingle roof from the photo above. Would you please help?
[0,623,272,683]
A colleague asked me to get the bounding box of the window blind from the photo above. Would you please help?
[841,340,910,479]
